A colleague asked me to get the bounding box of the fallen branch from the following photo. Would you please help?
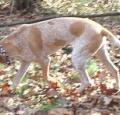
[0,12,120,27]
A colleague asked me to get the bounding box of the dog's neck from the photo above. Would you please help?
[0,45,12,65]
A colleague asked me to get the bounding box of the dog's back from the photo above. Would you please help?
[26,17,103,55]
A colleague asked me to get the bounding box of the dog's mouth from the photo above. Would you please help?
[0,45,12,66]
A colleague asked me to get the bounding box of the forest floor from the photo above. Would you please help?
[0,3,120,115]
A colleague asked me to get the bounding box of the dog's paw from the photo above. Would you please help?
[73,82,94,94]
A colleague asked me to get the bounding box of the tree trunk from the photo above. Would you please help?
[11,0,34,13]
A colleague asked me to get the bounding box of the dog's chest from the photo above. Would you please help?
[21,46,36,61]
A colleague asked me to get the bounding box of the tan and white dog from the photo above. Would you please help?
[0,17,120,91]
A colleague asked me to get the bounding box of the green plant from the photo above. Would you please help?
[0,36,5,40]
[0,64,5,69]
[87,59,99,76]
[16,75,29,96]
[20,75,29,83]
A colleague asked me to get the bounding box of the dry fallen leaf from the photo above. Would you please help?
[48,108,74,115]
[0,70,6,76]
[0,83,12,96]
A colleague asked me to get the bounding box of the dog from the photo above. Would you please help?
[0,17,120,91]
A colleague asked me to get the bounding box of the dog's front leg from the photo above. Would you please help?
[39,56,51,81]
[12,61,30,88]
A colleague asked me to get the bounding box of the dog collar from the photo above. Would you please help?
[0,45,12,65]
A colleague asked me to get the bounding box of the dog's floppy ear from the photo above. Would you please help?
[4,41,22,54]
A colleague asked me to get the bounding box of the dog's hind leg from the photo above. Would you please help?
[72,49,93,91]
[96,45,120,89]
[71,33,103,91]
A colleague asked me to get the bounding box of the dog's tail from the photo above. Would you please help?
[101,27,120,47]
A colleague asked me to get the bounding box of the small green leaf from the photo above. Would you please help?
[87,59,99,76]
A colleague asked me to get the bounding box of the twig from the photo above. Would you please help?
[10,0,15,14]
